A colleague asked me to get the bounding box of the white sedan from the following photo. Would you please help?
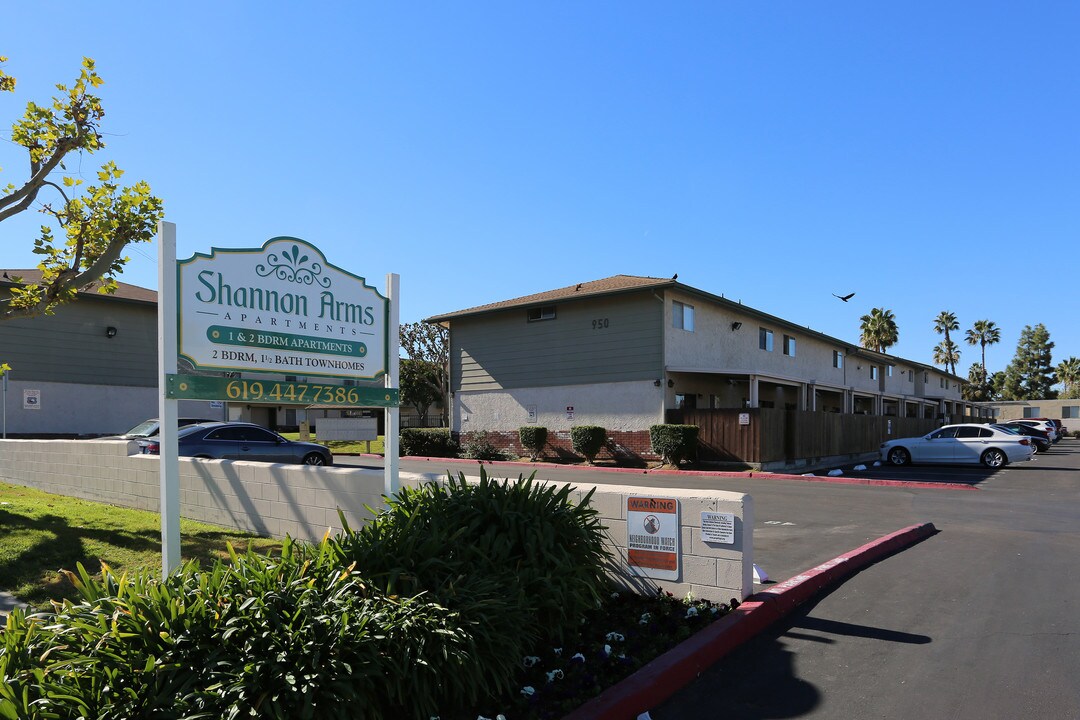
[880,423,1034,468]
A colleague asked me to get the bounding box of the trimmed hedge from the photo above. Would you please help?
[571,425,607,463]
[399,427,459,457]
[519,426,548,460]
[650,424,699,466]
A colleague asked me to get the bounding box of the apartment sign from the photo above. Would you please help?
[626,496,681,581]
[177,238,388,380]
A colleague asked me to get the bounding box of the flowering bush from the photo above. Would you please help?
[443,589,735,719]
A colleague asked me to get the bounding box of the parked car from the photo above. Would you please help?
[118,417,216,439]
[991,423,1051,454]
[1025,417,1066,439]
[1010,419,1060,443]
[880,423,1034,468]
[138,422,333,465]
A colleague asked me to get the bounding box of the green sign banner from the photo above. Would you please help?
[207,325,368,358]
[166,374,398,407]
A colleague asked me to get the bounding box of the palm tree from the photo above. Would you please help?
[933,339,961,373]
[964,319,1001,376]
[933,311,960,375]
[1057,356,1080,398]
[859,308,899,353]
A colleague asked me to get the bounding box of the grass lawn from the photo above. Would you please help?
[278,432,385,455]
[0,482,281,607]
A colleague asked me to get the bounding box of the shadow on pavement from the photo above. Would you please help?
[652,594,931,719]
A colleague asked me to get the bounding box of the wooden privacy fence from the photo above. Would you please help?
[668,409,949,464]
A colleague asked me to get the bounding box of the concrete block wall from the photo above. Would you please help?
[0,440,753,601]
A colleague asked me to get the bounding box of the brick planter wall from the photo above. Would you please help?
[457,429,659,465]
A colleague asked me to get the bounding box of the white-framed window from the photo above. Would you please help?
[1023,407,1041,418]
[673,301,694,331]
[908,370,913,382]
[1062,406,1078,419]
[887,365,894,377]
[527,305,556,322]
[783,335,796,357]
[833,350,843,369]
[871,366,879,380]
[759,328,774,352]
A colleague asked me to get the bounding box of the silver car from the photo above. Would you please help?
[880,423,1034,468]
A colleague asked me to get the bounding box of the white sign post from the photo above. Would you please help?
[158,221,181,575]
[157,229,400,575]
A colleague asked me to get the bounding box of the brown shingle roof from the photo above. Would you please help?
[425,274,675,322]
[0,269,157,304]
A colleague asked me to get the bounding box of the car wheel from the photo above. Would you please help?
[887,447,911,466]
[1029,441,1039,455]
[981,448,1007,468]
[303,453,326,466]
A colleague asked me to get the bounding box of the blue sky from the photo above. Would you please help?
[2,2,1077,378]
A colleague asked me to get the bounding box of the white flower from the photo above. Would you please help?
[553,647,563,656]
[522,655,541,668]
[521,686,536,697]
[639,612,652,625]
[546,669,565,682]
[686,606,699,618]
[602,644,612,657]
[605,632,625,642]
[571,652,586,662]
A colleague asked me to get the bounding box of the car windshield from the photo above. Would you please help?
[123,420,159,437]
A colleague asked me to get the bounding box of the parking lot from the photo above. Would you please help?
[834,437,1074,486]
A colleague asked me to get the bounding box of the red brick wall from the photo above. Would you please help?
[456,429,659,465]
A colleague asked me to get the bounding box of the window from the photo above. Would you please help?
[832,350,843,369]
[924,372,929,383]
[783,335,796,357]
[527,305,556,322]
[887,365,893,377]
[940,378,945,388]
[759,328,774,351]
[870,366,879,380]
[673,301,694,331]
[930,427,960,440]
[908,370,913,382]
[1063,406,1079,419]
[1023,407,1041,418]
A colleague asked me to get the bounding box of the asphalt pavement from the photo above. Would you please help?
[343,441,1080,718]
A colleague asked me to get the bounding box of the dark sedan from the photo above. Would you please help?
[992,423,1052,454]
[139,422,333,466]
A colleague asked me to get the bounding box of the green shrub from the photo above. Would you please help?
[0,541,481,720]
[335,467,610,650]
[460,430,502,460]
[650,424,700,466]
[399,427,458,457]
[519,426,548,460]
[1072,430,1080,439]
[571,425,607,463]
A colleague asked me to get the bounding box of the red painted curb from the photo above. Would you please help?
[561,522,938,720]
[395,456,977,490]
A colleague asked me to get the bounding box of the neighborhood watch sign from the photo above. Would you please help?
[178,238,388,380]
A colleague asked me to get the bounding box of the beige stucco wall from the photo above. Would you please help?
[454,380,664,433]
[0,439,754,601]
[985,400,1080,430]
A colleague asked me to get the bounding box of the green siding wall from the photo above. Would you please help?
[0,295,158,387]
[451,293,663,390]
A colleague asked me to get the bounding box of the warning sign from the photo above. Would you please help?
[626,496,680,581]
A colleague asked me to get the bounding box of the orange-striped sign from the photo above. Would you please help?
[626,496,680,580]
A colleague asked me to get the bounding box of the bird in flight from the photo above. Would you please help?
[833,292,855,302]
